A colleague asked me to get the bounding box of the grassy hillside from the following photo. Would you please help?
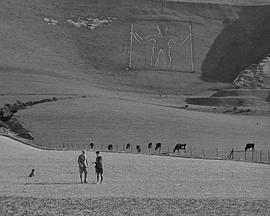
[0,0,269,152]
[18,96,270,157]
[201,6,270,82]
[1,0,270,94]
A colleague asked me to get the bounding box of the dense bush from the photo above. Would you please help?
[0,97,58,140]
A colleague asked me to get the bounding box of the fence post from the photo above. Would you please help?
[167,146,170,154]
[268,149,270,162]
[245,150,247,160]
[202,148,205,158]
[216,148,218,158]
[227,148,234,160]
[231,148,234,160]
[189,146,192,157]
[252,149,254,161]
[260,149,262,162]
[116,144,118,152]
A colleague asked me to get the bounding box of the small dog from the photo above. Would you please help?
[29,169,35,177]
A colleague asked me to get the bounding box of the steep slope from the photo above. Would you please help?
[234,54,270,88]
[201,6,270,83]
[1,0,270,94]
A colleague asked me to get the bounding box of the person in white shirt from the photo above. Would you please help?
[78,150,88,183]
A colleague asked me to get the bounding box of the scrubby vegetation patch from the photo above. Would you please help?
[0,97,58,140]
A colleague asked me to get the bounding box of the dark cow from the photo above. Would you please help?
[108,144,113,151]
[29,169,35,177]
[148,143,152,150]
[245,143,255,152]
[126,143,131,150]
[155,143,161,151]
[173,144,187,153]
[89,143,94,149]
[136,145,141,153]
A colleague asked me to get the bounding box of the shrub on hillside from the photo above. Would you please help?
[0,105,13,122]
[17,132,34,140]
[0,120,8,129]
[5,117,24,131]
[0,97,59,141]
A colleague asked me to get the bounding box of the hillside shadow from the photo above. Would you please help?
[201,6,270,83]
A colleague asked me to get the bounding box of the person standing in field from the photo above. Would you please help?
[78,150,88,184]
[93,151,103,184]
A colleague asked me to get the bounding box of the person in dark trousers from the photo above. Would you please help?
[92,151,103,184]
[78,150,88,184]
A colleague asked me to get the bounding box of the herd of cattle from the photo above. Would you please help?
[88,142,187,153]
[88,142,255,154]
[109,143,187,153]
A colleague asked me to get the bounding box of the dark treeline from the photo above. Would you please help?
[0,97,58,140]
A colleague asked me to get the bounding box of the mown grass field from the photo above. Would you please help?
[1,135,270,199]
[0,136,270,215]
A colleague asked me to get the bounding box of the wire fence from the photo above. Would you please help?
[2,131,269,164]
[42,142,270,164]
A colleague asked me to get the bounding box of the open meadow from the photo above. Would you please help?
[17,95,270,160]
[0,135,270,215]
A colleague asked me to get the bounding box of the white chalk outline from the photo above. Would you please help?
[134,24,191,69]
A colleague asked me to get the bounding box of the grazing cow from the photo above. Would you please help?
[136,145,141,153]
[155,143,161,151]
[173,144,187,153]
[245,143,255,152]
[29,169,35,177]
[89,143,94,149]
[108,144,113,151]
[148,143,152,150]
[126,143,131,150]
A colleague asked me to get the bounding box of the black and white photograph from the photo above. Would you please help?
[0,0,270,215]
